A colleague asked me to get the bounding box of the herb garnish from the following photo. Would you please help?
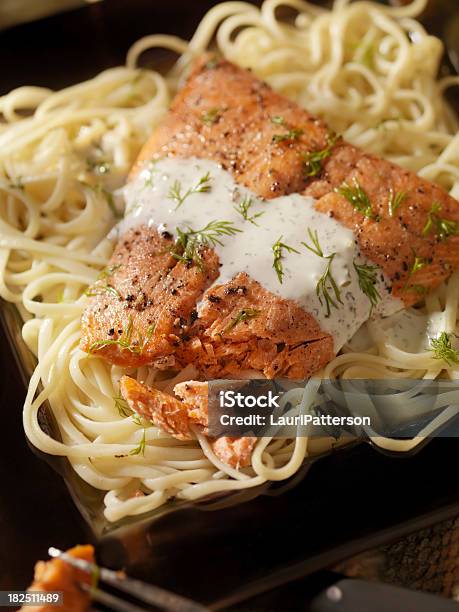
[171,220,242,270]
[272,128,303,143]
[89,318,154,354]
[272,236,300,284]
[430,332,459,366]
[303,133,338,178]
[336,178,375,219]
[422,202,458,241]
[85,264,122,299]
[353,260,381,313]
[168,173,212,209]
[85,284,120,299]
[270,115,303,142]
[233,195,264,226]
[201,108,222,125]
[302,228,342,317]
[114,392,131,418]
[224,308,261,333]
[410,251,428,275]
[129,428,147,456]
[388,189,406,217]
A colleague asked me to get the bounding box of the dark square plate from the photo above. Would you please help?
[1,1,459,607]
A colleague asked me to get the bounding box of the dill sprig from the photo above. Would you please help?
[303,228,343,317]
[85,285,120,299]
[388,189,406,217]
[129,428,147,456]
[168,173,212,209]
[98,263,122,280]
[430,332,459,366]
[85,264,122,299]
[410,251,428,275]
[233,195,264,226]
[270,115,303,142]
[272,235,300,284]
[353,260,381,313]
[201,108,222,125]
[224,308,261,334]
[272,128,303,143]
[114,392,131,418]
[336,178,375,219]
[89,318,155,355]
[422,201,458,241]
[303,133,338,178]
[171,220,242,269]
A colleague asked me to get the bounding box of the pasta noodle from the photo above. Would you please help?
[1,0,459,522]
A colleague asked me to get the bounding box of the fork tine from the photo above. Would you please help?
[49,547,209,612]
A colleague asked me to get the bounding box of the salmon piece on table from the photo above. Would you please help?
[120,376,256,468]
[21,545,94,612]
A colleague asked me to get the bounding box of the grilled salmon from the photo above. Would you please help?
[80,57,459,462]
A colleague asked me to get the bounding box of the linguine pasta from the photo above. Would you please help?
[1,0,459,522]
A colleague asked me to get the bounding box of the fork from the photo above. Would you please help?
[48,547,209,612]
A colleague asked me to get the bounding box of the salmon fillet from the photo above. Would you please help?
[134,57,459,305]
[120,376,255,468]
[81,56,459,383]
[21,545,94,612]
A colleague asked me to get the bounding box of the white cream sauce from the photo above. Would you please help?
[121,158,402,351]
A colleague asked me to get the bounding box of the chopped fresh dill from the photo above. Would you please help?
[430,332,459,366]
[336,178,375,219]
[168,172,212,209]
[171,220,242,270]
[89,317,154,354]
[224,308,261,334]
[272,235,300,284]
[353,260,381,313]
[129,428,147,456]
[272,128,303,143]
[388,189,406,217]
[302,228,342,317]
[85,264,122,299]
[410,251,428,275]
[201,108,222,125]
[422,201,458,241]
[114,392,131,418]
[233,195,264,226]
[98,263,122,280]
[303,132,338,178]
[85,284,120,299]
